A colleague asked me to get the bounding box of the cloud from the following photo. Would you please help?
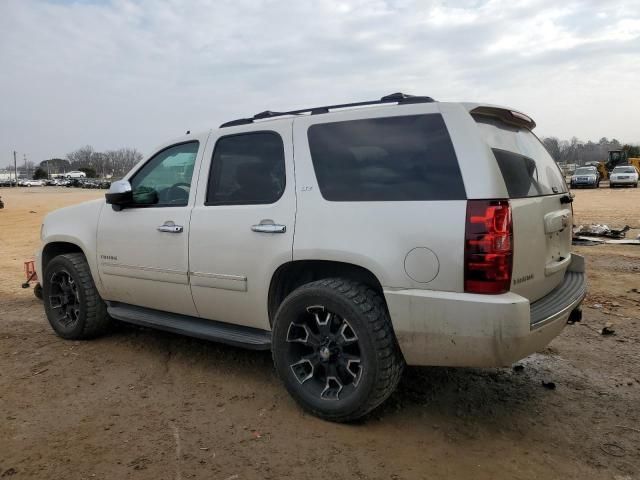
[0,0,639,163]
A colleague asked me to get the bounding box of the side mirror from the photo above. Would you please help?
[105,180,133,209]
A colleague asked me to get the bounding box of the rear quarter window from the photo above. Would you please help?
[475,117,567,198]
[307,114,466,201]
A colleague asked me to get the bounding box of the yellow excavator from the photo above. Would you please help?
[596,150,640,180]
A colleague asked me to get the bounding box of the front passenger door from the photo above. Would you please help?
[97,138,205,316]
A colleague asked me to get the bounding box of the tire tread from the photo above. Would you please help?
[276,277,404,422]
[46,253,110,339]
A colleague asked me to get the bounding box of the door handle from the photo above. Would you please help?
[157,222,183,233]
[251,223,286,234]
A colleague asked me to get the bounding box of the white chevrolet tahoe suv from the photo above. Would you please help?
[37,93,586,422]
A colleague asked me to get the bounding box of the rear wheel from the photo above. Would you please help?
[272,278,404,422]
[43,253,111,339]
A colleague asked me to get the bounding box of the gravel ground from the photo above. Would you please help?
[0,186,639,480]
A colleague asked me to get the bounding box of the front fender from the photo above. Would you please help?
[37,199,105,295]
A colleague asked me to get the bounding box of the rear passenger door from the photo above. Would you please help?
[189,121,296,330]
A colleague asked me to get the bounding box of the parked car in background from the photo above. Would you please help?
[609,165,639,188]
[65,178,84,188]
[22,179,44,187]
[81,179,100,189]
[66,171,87,179]
[570,166,600,188]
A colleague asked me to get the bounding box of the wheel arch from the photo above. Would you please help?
[268,260,385,327]
[41,241,86,272]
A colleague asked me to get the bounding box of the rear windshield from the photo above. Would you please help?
[475,117,567,198]
[307,114,466,202]
[613,167,636,173]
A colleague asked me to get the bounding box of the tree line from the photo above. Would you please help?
[35,146,144,179]
[541,137,640,165]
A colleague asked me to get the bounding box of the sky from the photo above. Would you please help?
[1,0,639,164]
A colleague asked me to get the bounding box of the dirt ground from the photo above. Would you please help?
[1,186,639,480]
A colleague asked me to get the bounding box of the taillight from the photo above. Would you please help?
[464,200,513,294]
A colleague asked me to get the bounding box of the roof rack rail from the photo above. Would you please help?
[219,93,435,128]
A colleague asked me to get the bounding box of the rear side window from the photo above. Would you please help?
[475,117,567,198]
[206,132,286,205]
[307,114,466,201]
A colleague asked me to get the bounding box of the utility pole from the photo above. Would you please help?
[13,150,17,186]
[23,154,27,179]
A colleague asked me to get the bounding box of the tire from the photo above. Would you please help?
[43,253,111,339]
[272,278,404,422]
[33,282,43,300]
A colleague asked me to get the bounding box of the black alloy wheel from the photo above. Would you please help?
[285,305,363,401]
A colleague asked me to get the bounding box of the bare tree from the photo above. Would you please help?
[542,137,561,161]
[66,145,95,170]
[104,148,143,177]
[63,146,143,178]
[542,136,638,166]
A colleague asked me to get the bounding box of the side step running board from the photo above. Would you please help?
[107,302,271,350]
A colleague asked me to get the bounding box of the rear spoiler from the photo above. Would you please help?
[470,106,536,130]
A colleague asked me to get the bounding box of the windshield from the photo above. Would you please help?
[575,168,596,175]
[475,117,567,198]
[613,167,635,174]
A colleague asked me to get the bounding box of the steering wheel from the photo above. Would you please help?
[164,182,191,203]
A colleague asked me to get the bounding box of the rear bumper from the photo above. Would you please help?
[384,255,586,367]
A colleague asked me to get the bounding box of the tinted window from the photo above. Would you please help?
[129,141,199,206]
[475,117,567,198]
[613,167,635,173]
[206,132,285,205]
[307,114,466,201]
[574,168,596,175]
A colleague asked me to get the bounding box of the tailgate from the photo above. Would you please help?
[511,195,572,301]
[472,110,571,303]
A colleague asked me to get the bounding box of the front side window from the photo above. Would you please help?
[129,141,199,206]
[307,114,466,201]
[206,132,285,205]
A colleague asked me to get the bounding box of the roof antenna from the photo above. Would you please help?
[186,130,191,135]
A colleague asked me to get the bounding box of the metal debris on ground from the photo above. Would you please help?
[573,224,640,245]
[601,322,616,335]
[574,224,630,238]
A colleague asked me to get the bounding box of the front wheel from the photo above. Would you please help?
[272,278,404,422]
[43,253,111,339]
